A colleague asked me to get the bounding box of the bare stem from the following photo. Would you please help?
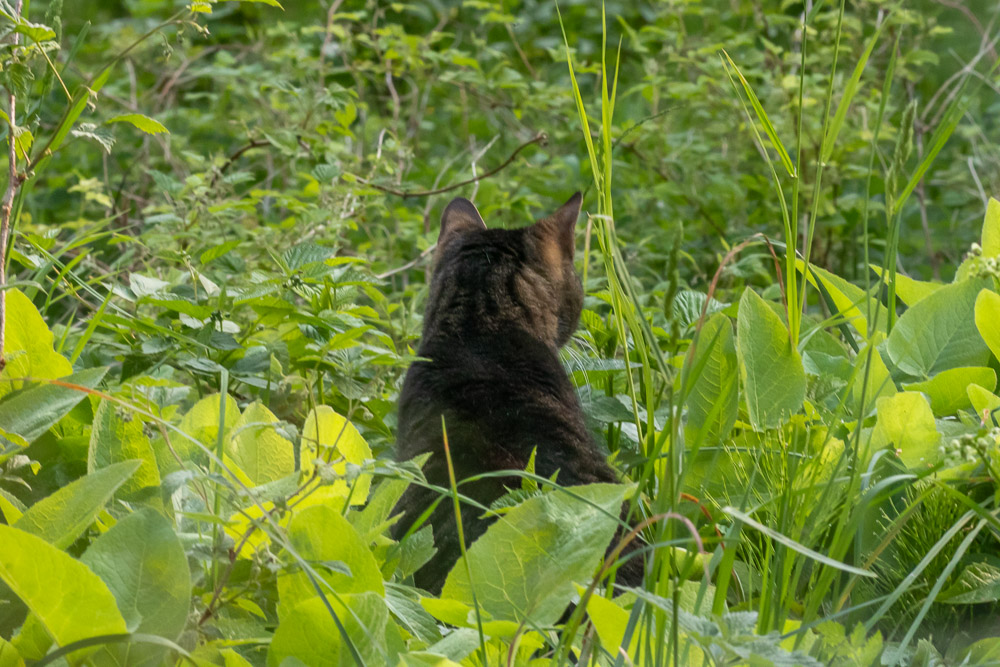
[0,0,26,372]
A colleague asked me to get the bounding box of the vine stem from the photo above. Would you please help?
[0,0,26,372]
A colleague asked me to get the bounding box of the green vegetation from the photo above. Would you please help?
[2,0,1000,664]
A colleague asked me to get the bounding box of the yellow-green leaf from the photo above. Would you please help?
[904,367,996,416]
[870,392,940,468]
[976,289,1000,363]
[983,197,1000,258]
[0,525,127,656]
[228,402,294,485]
[108,113,168,135]
[0,289,72,399]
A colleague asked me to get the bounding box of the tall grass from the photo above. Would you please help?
[558,2,997,664]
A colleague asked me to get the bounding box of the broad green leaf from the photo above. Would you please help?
[176,393,240,467]
[0,367,107,442]
[869,265,941,306]
[268,593,388,667]
[89,401,161,504]
[0,525,127,657]
[0,488,25,523]
[963,637,1000,664]
[798,260,887,337]
[968,384,1000,426]
[886,278,991,378]
[982,197,1000,258]
[299,406,371,508]
[14,460,141,549]
[903,367,996,416]
[200,240,240,265]
[851,338,896,418]
[277,504,383,620]
[107,114,168,135]
[227,402,294,485]
[0,289,72,398]
[870,392,940,468]
[937,561,1000,604]
[441,483,628,626]
[736,288,806,430]
[0,636,22,667]
[975,289,1000,363]
[586,593,643,656]
[683,313,738,445]
[80,509,191,666]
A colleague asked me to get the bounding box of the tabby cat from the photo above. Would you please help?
[393,193,642,593]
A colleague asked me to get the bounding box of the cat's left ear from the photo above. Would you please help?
[535,192,582,260]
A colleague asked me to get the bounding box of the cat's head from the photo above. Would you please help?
[424,193,584,348]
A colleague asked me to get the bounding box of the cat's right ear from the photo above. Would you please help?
[439,197,486,246]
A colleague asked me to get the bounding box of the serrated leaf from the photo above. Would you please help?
[200,240,240,264]
[14,460,141,549]
[108,113,168,135]
[14,19,56,42]
[71,123,115,153]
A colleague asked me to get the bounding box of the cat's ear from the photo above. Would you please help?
[439,197,486,245]
[535,191,582,261]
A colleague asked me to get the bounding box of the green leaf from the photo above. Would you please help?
[903,367,996,416]
[683,313,738,445]
[277,504,384,620]
[14,460,141,549]
[963,637,1000,664]
[869,265,941,306]
[721,51,795,177]
[220,0,284,7]
[981,197,1000,258]
[0,367,107,442]
[937,560,1000,604]
[886,278,991,378]
[175,393,240,468]
[80,509,191,665]
[227,402,294,486]
[300,406,372,506]
[269,593,388,667]
[71,123,115,153]
[975,288,1000,363]
[799,260,887,337]
[870,392,940,468]
[89,401,162,504]
[0,636,23,667]
[199,240,241,265]
[0,525,127,658]
[441,483,628,626]
[851,338,896,418]
[967,384,1000,426]
[736,288,806,430]
[14,19,56,42]
[107,114,168,135]
[822,23,883,162]
[0,288,73,399]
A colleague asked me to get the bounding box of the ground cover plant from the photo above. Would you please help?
[2,0,1000,664]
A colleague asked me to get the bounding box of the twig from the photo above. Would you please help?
[317,0,346,87]
[208,139,269,188]
[0,0,26,372]
[356,131,547,199]
[376,243,437,279]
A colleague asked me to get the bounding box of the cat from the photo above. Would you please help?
[392,192,643,594]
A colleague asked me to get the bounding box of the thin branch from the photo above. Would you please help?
[356,131,547,199]
[0,0,26,372]
[208,139,269,188]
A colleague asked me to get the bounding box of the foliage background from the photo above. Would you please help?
[2,0,1000,665]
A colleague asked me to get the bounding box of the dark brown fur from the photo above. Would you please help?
[392,193,643,593]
